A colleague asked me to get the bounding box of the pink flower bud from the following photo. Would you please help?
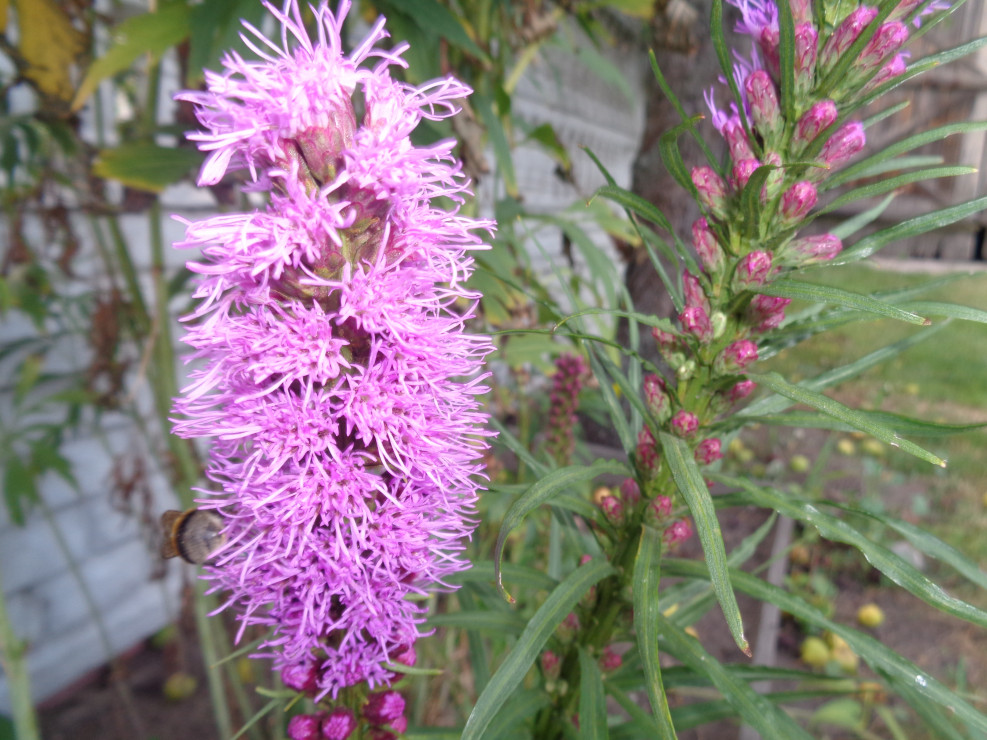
[793,100,838,151]
[637,426,661,473]
[281,661,319,693]
[864,53,907,93]
[288,715,324,740]
[794,23,818,94]
[745,70,781,140]
[722,117,756,163]
[600,494,624,524]
[716,339,759,373]
[748,294,791,332]
[790,0,812,24]
[541,650,561,677]
[651,495,673,519]
[600,645,623,671]
[729,379,757,402]
[793,233,843,263]
[821,6,880,71]
[683,271,709,311]
[620,478,641,506]
[393,644,417,668]
[644,374,672,423]
[731,158,762,189]
[679,306,713,343]
[579,554,593,566]
[563,612,581,631]
[733,251,773,291]
[758,26,781,79]
[692,217,724,273]
[323,709,358,740]
[694,438,724,465]
[671,410,699,437]
[391,716,408,734]
[779,181,818,225]
[858,21,909,73]
[651,326,681,354]
[364,691,405,725]
[818,121,866,169]
[691,165,729,217]
[664,519,694,545]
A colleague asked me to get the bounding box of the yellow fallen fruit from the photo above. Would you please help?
[857,603,885,628]
[800,636,830,668]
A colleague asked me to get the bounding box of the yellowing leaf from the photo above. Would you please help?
[14,0,86,103]
[0,0,10,33]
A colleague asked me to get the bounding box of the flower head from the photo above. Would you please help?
[173,0,492,698]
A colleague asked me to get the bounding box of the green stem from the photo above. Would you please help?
[0,569,40,740]
[195,581,235,740]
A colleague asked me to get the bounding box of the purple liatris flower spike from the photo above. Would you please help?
[172,0,493,699]
[288,714,324,740]
[547,353,587,464]
[857,21,909,74]
[733,250,772,290]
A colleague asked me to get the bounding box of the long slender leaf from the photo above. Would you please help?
[594,184,674,235]
[757,279,929,325]
[662,558,987,736]
[425,611,527,634]
[585,345,636,455]
[736,409,987,438]
[824,121,987,190]
[747,372,945,467]
[713,476,987,631]
[657,615,813,739]
[897,300,987,325]
[462,559,616,740]
[493,461,628,602]
[659,432,749,655]
[818,166,976,216]
[818,502,987,592]
[836,196,987,264]
[578,647,608,739]
[632,525,677,738]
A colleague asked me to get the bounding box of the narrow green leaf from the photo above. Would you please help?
[775,0,796,122]
[714,476,987,631]
[474,93,517,198]
[632,525,677,739]
[659,432,749,655]
[657,615,813,739]
[836,196,987,264]
[647,51,718,167]
[897,300,987,325]
[736,409,987,438]
[493,461,628,602]
[594,185,674,234]
[586,347,635,455]
[93,143,202,193]
[484,688,551,740]
[578,647,608,739]
[747,372,945,467]
[738,324,945,422]
[425,611,527,634]
[819,502,987,592]
[383,0,489,62]
[830,193,895,240]
[462,559,616,740]
[757,279,928,325]
[72,4,191,109]
[488,416,549,477]
[880,672,967,740]
[739,165,776,238]
[658,116,706,194]
[662,558,987,736]
[818,166,976,216]
[824,121,987,190]
[607,683,662,736]
[449,561,559,593]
